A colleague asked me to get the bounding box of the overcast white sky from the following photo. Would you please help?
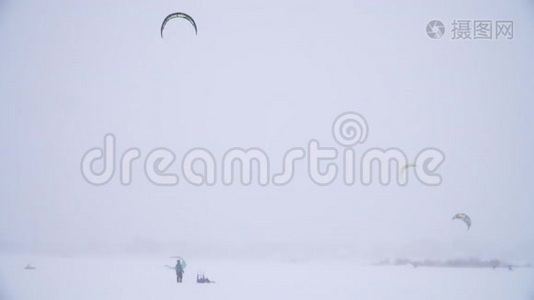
[1,0,533,261]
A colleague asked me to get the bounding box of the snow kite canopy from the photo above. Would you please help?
[161,12,197,38]
[452,213,471,230]
[170,256,187,269]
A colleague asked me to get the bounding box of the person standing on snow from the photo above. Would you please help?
[175,260,184,283]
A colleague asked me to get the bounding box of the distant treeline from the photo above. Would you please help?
[374,258,532,269]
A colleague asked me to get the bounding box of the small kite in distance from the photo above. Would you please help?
[452,213,471,230]
[161,12,197,38]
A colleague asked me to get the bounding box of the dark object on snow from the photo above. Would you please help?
[175,260,184,283]
[197,273,215,284]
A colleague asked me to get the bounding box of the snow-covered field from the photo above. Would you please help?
[1,254,533,300]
